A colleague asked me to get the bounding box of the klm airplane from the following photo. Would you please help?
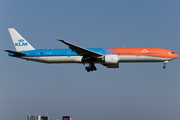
[4,28,178,72]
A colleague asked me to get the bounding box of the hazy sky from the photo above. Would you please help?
[0,0,180,120]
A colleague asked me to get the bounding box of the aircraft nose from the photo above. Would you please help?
[175,53,178,58]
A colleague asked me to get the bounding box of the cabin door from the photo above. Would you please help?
[36,52,40,57]
[161,51,164,57]
[67,51,71,57]
[136,51,140,56]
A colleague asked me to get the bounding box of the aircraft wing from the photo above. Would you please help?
[3,49,27,56]
[57,39,104,58]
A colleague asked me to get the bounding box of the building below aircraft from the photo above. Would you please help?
[27,115,71,120]
[63,116,72,120]
[28,115,48,120]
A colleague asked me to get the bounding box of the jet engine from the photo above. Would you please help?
[101,54,119,68]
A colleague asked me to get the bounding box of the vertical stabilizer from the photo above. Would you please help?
[8,28,35,51]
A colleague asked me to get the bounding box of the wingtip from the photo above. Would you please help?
[3,49,8,52]
[57,39,64,42]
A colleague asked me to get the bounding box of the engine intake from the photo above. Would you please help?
[101,54,119,68]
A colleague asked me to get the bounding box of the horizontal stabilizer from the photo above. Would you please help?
[3,49,27,56]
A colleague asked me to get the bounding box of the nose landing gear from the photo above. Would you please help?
[163,61,168,69]
[163,65,166,69]
[85,63,97,72]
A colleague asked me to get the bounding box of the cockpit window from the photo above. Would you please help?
[171,52,175,54]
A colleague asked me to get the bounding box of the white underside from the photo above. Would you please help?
[18,55,174,64]
[119,55,173,62]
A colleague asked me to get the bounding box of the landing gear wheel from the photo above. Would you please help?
[85,62,97,72]
[92,66,97,71]
[85,66,90,72]
[163,66,166,69]
[90,66,94,71]
[163,61,168,69]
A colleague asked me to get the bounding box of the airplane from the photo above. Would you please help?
[4,28,178,72]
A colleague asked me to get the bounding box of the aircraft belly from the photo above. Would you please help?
[22,56,83,63]
[118,55,173,62]
[20,55,173,64]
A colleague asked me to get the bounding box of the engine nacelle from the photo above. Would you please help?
[102,54,118,64]
[101,54,119,68]
[106,64,119,68]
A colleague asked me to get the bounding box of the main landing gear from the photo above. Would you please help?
[85,62,97,72]
[163,61,168,69]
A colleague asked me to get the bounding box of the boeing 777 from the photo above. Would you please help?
[4,28,178,72]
